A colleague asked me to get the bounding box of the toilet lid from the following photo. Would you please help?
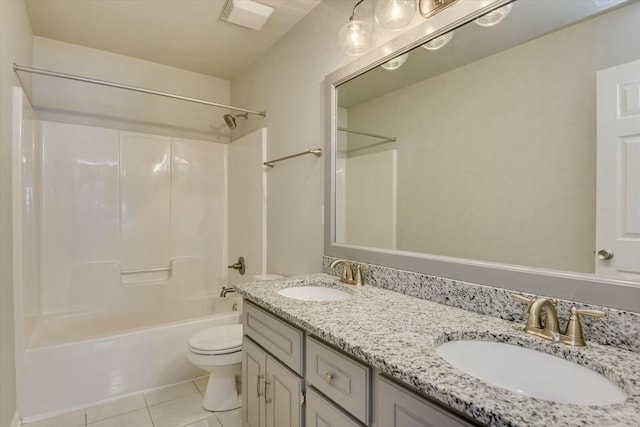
[189,324,243,352]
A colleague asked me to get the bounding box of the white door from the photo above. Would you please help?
[596,59,640,279]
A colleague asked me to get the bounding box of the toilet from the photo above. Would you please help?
[187,324,243,411]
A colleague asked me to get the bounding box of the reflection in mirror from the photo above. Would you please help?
[335,0,640,280]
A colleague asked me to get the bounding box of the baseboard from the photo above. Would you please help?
[10,410,21,427]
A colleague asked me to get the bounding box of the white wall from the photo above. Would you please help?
[228,128,267,282]
[0,0,33,424]
[344,4,640,274]
[32,37,231,143]
[231,0,421,275]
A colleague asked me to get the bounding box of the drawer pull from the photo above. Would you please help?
[324,372,334,384]
[257,374,264,397]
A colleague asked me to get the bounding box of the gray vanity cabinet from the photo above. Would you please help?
[242,300,476,427]
[377,376,475,427]
[243,303,304,427]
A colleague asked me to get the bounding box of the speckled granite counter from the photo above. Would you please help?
[235,273,640,427]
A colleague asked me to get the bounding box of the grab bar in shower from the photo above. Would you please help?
[121,266,172,275]
[264,148,322,168]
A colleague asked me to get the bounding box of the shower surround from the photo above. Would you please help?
[12,88,263,418]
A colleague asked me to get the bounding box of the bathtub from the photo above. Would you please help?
[21,296,242,419]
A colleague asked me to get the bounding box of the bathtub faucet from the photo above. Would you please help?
[220,286,236,297]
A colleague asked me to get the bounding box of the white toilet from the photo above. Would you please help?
[187,324,243,411]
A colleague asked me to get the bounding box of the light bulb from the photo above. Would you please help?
[339,18,373,56]
[375,0,416,31]
[422,31,454,51]
[475,3,513,27]
[381,53,409,70]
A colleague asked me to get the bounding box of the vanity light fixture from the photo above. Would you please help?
[339,0,374,56]
[475,3,513,27]
[418,0,459,19]
[381,52,409,70]
[375,0,417,31]
[422,30,454,50]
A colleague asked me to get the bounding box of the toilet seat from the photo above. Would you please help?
[188,324,242,355]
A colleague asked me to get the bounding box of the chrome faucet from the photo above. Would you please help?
[220,286,236,297]
[512,294,606,347]
[329,259,365,286]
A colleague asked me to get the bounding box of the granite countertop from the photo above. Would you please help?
[235,273,640,427]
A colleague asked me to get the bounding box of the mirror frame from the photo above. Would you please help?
[324,0,640,312]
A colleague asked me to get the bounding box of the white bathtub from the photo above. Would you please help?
[21,296,242,419]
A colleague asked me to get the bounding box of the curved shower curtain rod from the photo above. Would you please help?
[13,63,267,117]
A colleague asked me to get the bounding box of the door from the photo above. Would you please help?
[244,339,266,427]
[265,356,303,427]
[596,59,640,279]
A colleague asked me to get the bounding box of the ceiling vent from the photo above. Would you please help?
[221,0,274,31]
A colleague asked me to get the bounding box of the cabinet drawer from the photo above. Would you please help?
[306,336,371,425]
[243,302,304,375]
[377,376,476,427]
[306,387,363,427]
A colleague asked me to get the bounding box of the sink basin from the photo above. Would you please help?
[436,340,627,406]
[277,286,351,302]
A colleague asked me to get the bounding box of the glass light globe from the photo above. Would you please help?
[475,3,513,27]
[381,53,409,70]
[339,19,373,56]
[375,0,416,31]
[422,31,454,51]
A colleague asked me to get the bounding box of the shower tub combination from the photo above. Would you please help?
[11,87,256,420]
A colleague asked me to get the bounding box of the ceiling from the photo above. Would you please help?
[25,0,321,80]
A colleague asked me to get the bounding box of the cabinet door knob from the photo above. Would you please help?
[597,249,614,260]
[324,372,334,384]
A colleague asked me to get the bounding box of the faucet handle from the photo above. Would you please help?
[574,307,606,319]
[562,306,607,347]
[511,294,532,304]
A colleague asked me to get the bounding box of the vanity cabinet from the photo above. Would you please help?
[242,300,477,427]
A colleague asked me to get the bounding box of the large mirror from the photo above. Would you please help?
[328,0,640,306]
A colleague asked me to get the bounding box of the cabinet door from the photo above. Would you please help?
[377,376,474,427]
[244,338,266,427]
[265,355,303,427]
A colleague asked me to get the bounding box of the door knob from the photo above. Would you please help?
[597,249,614,260]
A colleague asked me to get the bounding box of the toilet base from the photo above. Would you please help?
[202,364,242,412]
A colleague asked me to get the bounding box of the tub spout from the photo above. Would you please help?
[220,286,236,297]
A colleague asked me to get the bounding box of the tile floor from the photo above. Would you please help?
[23,376,241,427]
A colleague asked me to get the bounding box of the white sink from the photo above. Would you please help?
[436,340,627,406]
[277,286,351,302]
